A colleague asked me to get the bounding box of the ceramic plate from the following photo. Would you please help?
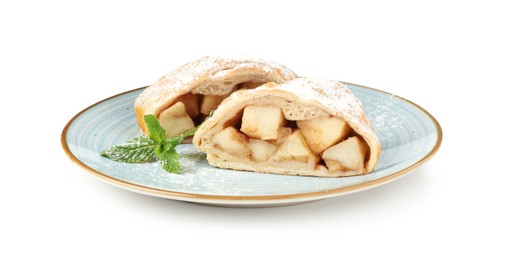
[61,82,442,207]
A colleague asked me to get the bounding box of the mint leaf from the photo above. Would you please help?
[154,126,198,173]
[144,114,166,144]
[99,136,158,163]
[156,147,181,173]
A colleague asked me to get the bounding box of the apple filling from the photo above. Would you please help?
[211,105,371,173]
[157,82,267,138]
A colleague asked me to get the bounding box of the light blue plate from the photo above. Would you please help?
[62,82,442,207]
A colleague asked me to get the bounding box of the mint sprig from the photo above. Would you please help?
[99,114,206,174]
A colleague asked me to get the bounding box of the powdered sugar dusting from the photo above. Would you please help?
[359,93,407,149]
[134,56,297,116]
[365,94,406,131]
[275,78,374,134]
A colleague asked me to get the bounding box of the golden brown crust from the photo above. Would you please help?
[193,78,381,177]
[134,56,297,133]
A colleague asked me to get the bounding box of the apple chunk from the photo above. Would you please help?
[158,102,195,138]
[273,129,319,164]
[276,127,292,144]
[297,116,351,154]
[240,105,285,140]
[324,160,346,172]
[200,95,228,115]
[322,136,368,172]
[212,127,251,157]
[248,139,277,162]
[174,93,199,118]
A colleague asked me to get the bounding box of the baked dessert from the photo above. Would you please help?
[193,78,381,177]
[134,56,297,137]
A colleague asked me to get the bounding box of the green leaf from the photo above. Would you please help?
[155,147,180,173]
[99,136,158,163]
[144,114,166,144]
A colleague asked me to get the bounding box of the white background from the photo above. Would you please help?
[1,1,504,259]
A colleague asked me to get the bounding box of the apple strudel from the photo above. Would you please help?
[134,56,297,137]
[193,78,380,177]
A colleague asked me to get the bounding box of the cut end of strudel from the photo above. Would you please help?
[193,78,381,177]
[134,56,297,137]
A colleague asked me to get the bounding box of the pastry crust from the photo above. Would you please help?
[134,56,297,134]
[193,78,381,177]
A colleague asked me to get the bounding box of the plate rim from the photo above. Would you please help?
[61,82,443,203]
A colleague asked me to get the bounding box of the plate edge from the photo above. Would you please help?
[61,83,443,203]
